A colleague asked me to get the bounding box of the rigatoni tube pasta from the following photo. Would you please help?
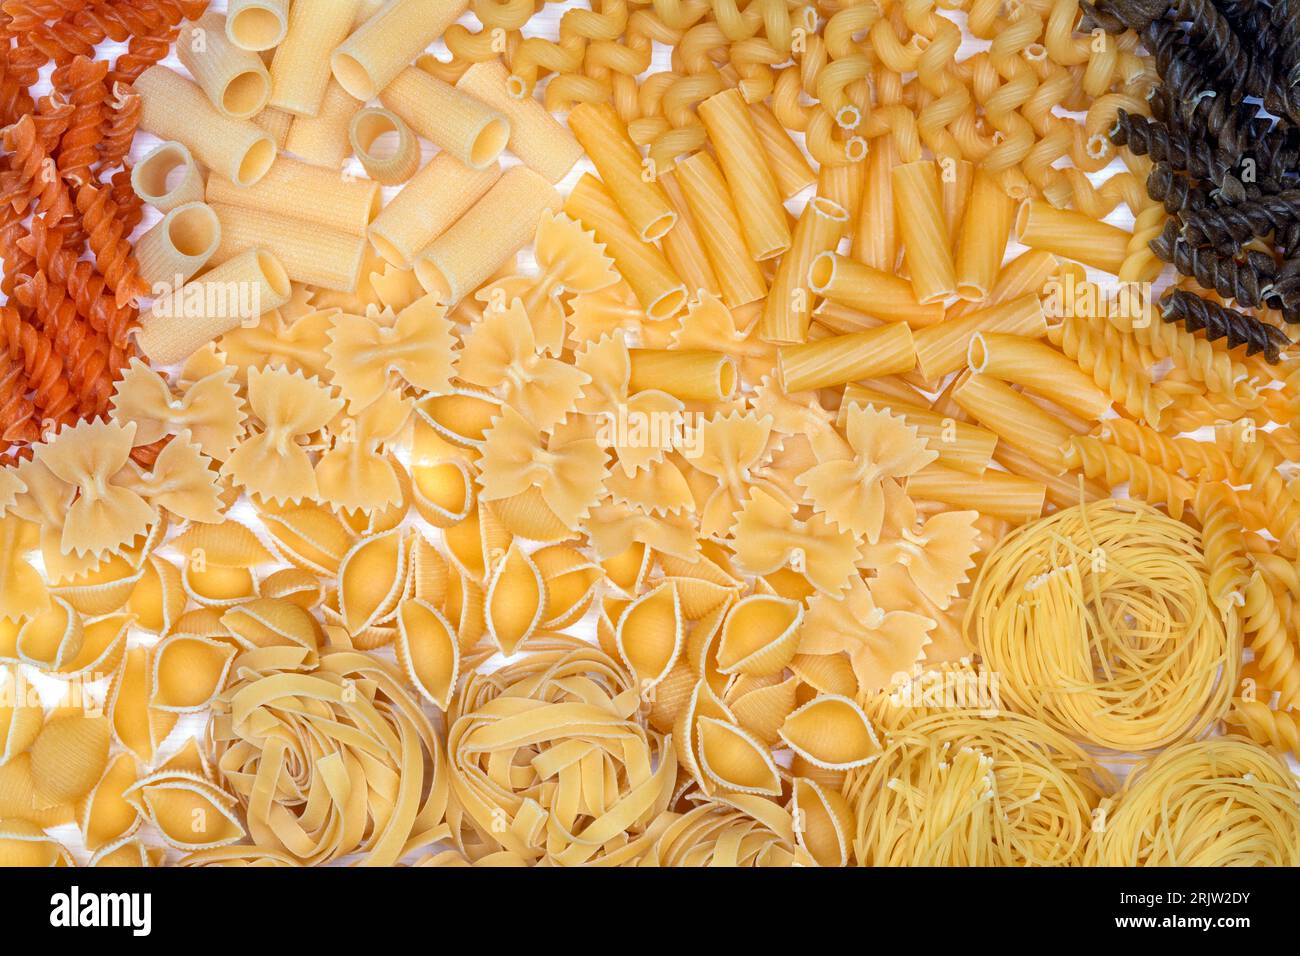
[760,197,849,345]
[177,13,271,119]
[138,248,291,365]
[414,165,560,306]
[284,81,359,167]
[134,202,222,288]
[913,293,1047,382]
[628,351,737,403]
[808,253,944,328]
[673,150,766,309]
[369,155,502,268]
[349,108,420,186]
[891,160,956,305]
[210,203,368,292]
[1015,200,1131,275]
[131,141,205,213]
[379,67,509,171]
[778,323,917,392]
[952,373,1077,474]
[226,0,289,50]
[206,156,381,237]
[954,169,1017,302]
[568,102,677,242]
[331,0,471,101]
[967,332,1113,420]
[270,0,361,116]
[135,66,276,187]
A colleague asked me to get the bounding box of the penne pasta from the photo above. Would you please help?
[568,103,676,242]
[853,134,897,271]
[993,441,1108,511]
[414,165,560,305]
[369,155,501,268]
[808,253,945,328]
[967,332,1113,420]
[206,156,380,236]
[749,101,817,200]
[138,249,291,365]
[952,373,1076,474]
[761,197,849,344]
[134,202,222,288]
[177,13,270,119]
[698,89,791,261]
[913,293,1047,382]
[628,350,737,402]
[891,160,955,305]
[941,158,974,249]
[954,168,1016,302]
[379,67,509,171]
[451,60,582,184]
[284,81,359,168]
[210,203,367,292]
[136,66,276,187]
[817,163,864,241]
[226,0,289,51]
[132,142,204,213]
[332,0,470,101]
[948,248,1061,321]
[564,174,687,321]
[778,322,916,392]
[349,108,420,185]
[270,0,361,116]
[657,170,721,299]
[1015,200,1131,275]
[906,465,1047,525]
[674,151,766,309]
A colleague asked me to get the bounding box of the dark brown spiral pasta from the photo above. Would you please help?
[1160,289,1292,362]
[1181,191,1300,251]
[1150,218,1278,309]
[1146,162,1214,215]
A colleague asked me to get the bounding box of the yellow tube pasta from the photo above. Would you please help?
[226,0,289,51]
[415,165,560,305]
[569,103,676,243]
[906,464,1047,525]
[698,89,791,261]
[564,173,687,321]
[452,60,582,184]
[206,156,380,236]
[628,350,737,402]
[658,170,721,299]
[913,293,1047,382]
[369,155,502,268]
[270,0,361,116]
[853,134,897,271]
[817,163,863,238]
[761,197,849,344]
[808,253,944,328]
[136,66,276,187]
[994,440,1108,511]
[134,202,222,288]
[210,203,367,292]
[941,159,974,249]
[891,160,955,305]
[177,13,271,119]
[284,81,359,168]
[954,169,1016,302]
[952,373,1076,474]
[967,332,1113,419]
[379,67,509,171]
[1015,200,1131,274]
[778,323,916,392]
[674,151,766,309]
[253,106,293,148]
[948,248,1061,321]
[131,142,204,213]
[349,108,420,185]
[332,0,471,101]
[749,101,817,200]
[138,249,291,365]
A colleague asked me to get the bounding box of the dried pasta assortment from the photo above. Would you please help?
[1,0,1300,868]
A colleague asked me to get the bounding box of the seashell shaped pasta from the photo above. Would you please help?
[258,567,325,610]
[0,514,48,623]
[615,581,685,691]
[532,544,601,630]
[413,385,502,450]
[128,555,187,634]
[221,598,321,657]
[727,673,800,747]
[123,771,245,851]
[0,818,74,866]
[716,594,803,677]
[29,713,112,805]
[260,501,353,576]
[0,665,41,765]
[80,752,141,852]
[672,678,736,792]
[485,542,546,655]
[443,498,511,582]
[107,646,177,763]
[45,613,130,682]
[337,528,409,634]
[696,716,783,796]
[396,598,460,710]
[14,597,83,671]
[49,552,145,618]
[150,634,238,712]
[412,458,476,528]
[88,835,166,867]
[779,694,882,770]
[405,533,448,607]
[790,776,854,867]
[789,653,859,698]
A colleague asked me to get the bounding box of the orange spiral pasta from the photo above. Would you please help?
[97,79,139,171]
[21,215,134,350]
[0,304,77,426]
[0,342,38,444]
[13,270,113,413]
[51,54,106,189]
[74,180,149,307]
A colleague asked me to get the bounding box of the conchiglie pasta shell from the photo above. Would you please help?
[126,776,244,850]
[49,553,144,616]
[443,569,486,652]
[15,597,83,670]
[48,613,130,681]
[696,716,783,796]
[616,582,684,690]
[222,598,321,655]
[664,576,735,620]
[0,818,73,865]
[0,754,75,826]
[672,678,735,791]
[414,387,501,448]
[322,587,397,649]
[727,673,800,747]
[685,597,731,695]
[789,652,858,697]
[485,543,545,655]
[150,634,237,712]
[444,499,511,580]
[717,594,802,677]
[88,835,165,867]
[261,503,353,576]
[600,541,652,596]
[647,659,696,734]
[413,459,476,527]
[790,776,853,867]
[490,487,572,543]
[183,561,259,607]
[157,737,214,781]
[338,528,408,634]
[127,555,186,634]
[108,647,176,763]
[172,519,274,567]
[532,544,601,630]
[80,751,141,852]
[779,694,881,770]
[258,567,324,609]
[396,599,460,710]
[406,533,449,606]
[29,714,111,805]
[0,666,41,764]
[788,755,845,792]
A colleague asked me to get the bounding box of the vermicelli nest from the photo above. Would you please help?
[967,499,1239,752]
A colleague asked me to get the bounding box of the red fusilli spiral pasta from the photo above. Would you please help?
[74,180,150,307]
[14,270,114,414]
[0,305,77,425]
[52,54,107,189]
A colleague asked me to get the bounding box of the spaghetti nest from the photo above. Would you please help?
[846,708,1114,867]
[1087,737,1300,866]
[967,499,1239,752]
